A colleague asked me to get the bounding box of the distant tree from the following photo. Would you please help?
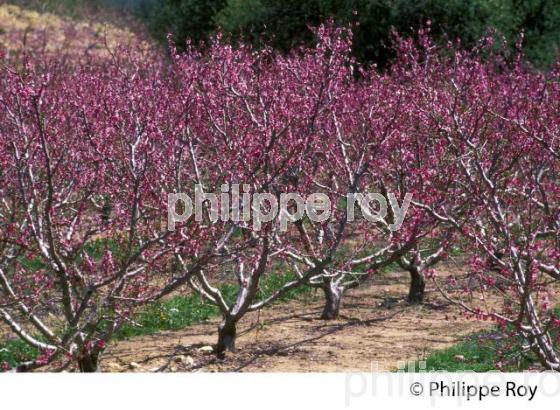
[143,0,228,46]
[142,0,559,68]
[215,0,495,68]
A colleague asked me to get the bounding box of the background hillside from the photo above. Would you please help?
[2,0,558,68]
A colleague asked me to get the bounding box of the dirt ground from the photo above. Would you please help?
[102,270,491,372]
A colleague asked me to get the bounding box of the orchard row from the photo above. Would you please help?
[0,26,558,371]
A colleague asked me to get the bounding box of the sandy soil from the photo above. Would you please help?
[102,270,491,372]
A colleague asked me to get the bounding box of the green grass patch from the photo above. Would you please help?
[114,293,220,339]
[409,315,560,372]
[0,338,39,369]
[414,331,508,372]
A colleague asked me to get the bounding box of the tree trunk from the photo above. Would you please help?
[407,267,425,304]
[320,282,342,320]
[216,316,237,358]
[78,352,99,372]
[530,332,560,371]
[523,296,560,371]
